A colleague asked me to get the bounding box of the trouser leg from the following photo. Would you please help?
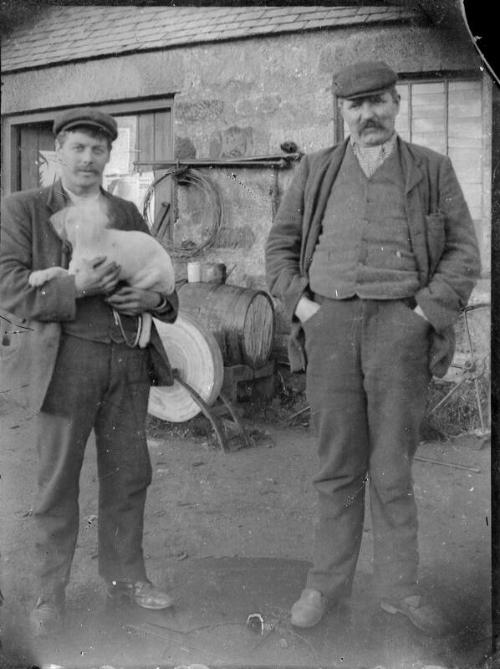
[304,299,369,600]
[34,336,108,600]
[303,298,431,602]
[95,344,152,584]
[363,300,431,600]
[35,413,90,602]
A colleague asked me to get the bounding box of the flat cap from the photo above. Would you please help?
[333,61,397,99]
[53,107,118,141]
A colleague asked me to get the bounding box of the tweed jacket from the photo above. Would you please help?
[265,137,481,377]
[0,180,178,411]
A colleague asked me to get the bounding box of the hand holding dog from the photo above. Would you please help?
[74,256,121,298]
[105,286,162,316]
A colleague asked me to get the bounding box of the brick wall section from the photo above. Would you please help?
[1,5,420,72]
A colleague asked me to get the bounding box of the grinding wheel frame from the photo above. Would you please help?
[148,313,224,422]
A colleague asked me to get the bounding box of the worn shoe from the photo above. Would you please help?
[133,581,174,610]
[29,598,63,638]
[380,594,450,636]
[107,580,174,610]
[290,588,327,628]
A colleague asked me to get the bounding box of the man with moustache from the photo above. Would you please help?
[266,62,480,634]
[0,108,178,637]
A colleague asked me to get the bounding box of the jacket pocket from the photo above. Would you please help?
[399,300,430,329]
[429,325,455,379]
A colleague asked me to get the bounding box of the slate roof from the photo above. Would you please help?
[1,5,421,73]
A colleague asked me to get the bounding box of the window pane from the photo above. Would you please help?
[103,116,148,208]
[410,82,446,151]
[448,80,482,116]
[411,133,447,155]
[458,183,482,219]
[448,80,482,152]
[104,115,137,180]
[449,147,482,184]
[447,81,483,220]
[395,84,410,140]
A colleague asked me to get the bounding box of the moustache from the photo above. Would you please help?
[360,120,383,132]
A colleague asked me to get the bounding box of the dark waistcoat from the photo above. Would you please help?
[62,293,139,344]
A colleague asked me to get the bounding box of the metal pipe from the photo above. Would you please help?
[134,154,302,170]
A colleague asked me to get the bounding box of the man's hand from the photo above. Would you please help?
[74,256,121,298]
[105,286,162,316]
[295,295,321,324]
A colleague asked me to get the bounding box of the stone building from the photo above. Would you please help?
[1,3,493,356]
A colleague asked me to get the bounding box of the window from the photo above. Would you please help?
[395,79,484,222]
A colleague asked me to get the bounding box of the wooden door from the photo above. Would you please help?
[137,109,173,239]
[17,122,55,191]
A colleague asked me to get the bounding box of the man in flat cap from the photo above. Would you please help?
[266,61,480,634]
[0,107,179,636]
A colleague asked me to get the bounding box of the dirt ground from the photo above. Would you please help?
[0,388,492,669]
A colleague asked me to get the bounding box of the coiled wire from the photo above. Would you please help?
[142,167,224,259]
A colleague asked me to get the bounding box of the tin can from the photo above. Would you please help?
[187,261,201,283]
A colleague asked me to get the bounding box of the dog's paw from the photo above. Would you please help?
[28,267,67,287]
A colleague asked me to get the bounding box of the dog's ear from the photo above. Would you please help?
[49,208,70,241]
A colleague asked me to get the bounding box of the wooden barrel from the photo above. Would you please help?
[179,282,275,369]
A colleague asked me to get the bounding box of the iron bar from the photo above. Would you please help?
[134,153,302,171]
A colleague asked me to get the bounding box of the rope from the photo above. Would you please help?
[142,167,224,259]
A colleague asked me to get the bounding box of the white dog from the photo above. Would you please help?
[29,200,175,348]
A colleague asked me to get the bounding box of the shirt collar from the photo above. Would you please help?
[61,184,103,206]
[350,132,398,155]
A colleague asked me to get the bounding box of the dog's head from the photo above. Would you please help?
[50,200,110,247]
